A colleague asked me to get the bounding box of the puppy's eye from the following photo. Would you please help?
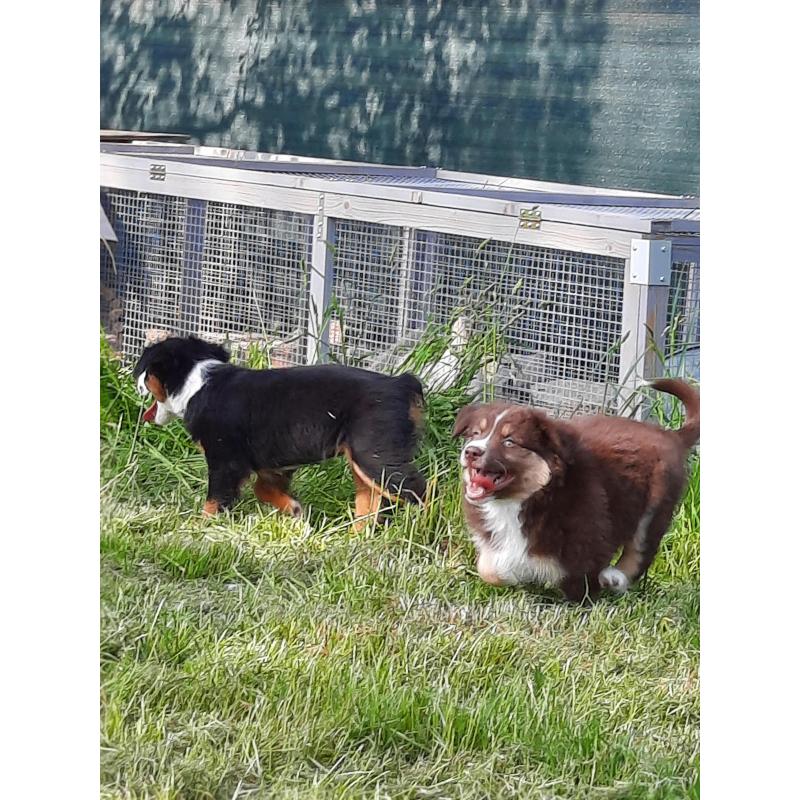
[503,438,515,448]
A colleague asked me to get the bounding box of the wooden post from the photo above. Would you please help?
[306,194,336,364]
[618,239,672,416]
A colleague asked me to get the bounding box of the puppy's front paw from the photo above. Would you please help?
[287,499,303,518]
[477,551,506,586]
[599,566,630,594]
[202,500,220,517]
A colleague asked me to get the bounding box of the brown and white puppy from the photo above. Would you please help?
[453,379,699,602]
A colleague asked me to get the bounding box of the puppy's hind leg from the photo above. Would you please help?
[371,464,427,523]
[349,461,383,533]
[615,503,676,587]
[254,470,302,518]
[598,565,631,594]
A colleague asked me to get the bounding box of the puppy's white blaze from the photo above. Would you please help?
[475,498,565,587]
[136,372,149,397]
[599,566,630,593]
[460,409,510,467]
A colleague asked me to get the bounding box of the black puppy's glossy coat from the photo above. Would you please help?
[133,337,426,522]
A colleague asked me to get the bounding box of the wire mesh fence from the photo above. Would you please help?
[101,189,313,365]
[327,220,407,366]
[420,234,626,412]
[325,221,626,414]
[101,188,698,416]
[665,259,700,380]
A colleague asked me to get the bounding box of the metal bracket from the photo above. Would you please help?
[149,163,166,182]
[630,240,672,285]
[315,194,325,240]
[519,206,541,230]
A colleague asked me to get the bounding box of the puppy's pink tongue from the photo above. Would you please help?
[142,401,158,423]
[471,473,497,491]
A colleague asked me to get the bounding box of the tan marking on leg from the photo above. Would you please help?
[145,374,167,402]
[202,499,219,517]
[340,446,402,505]
[254,475,301,517]
[351,462,383,532]
[615,546,639,578]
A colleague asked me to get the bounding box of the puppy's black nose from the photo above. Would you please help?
[464,446,484,463]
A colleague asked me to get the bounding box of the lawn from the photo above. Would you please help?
[100,342,699,800]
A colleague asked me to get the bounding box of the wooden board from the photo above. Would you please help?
[100,130,191,143]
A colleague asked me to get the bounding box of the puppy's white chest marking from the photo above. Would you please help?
[474,498,565,587]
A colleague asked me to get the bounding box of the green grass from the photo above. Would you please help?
[100,338,699,800]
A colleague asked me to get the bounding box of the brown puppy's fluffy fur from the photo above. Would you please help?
[453,379,699,602]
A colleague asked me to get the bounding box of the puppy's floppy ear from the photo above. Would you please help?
[453,405,480,438]
[522,411,575,483]
[518,410,572,459]
[138,353,176,401]
[145,351,176,382]
[542,424,572,465]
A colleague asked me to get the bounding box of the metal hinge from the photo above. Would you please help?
[519,206,541,230]
[149,163,167,181]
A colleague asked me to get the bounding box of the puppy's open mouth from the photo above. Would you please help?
[142,400,158,423]
[465,467,513,501]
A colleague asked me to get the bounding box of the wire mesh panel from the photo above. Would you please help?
[101,190,189,363]
[324,220,625,414]
[327,220,407,365]
[666,259,700,380]
[195,202,312,365]
[100,173,695,416]
[417,234,626,413]
[101,189,313,365]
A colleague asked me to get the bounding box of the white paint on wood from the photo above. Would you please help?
[101,152,697,236]
[307,211,335,364]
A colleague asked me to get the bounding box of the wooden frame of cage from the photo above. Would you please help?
[100,145,699,408]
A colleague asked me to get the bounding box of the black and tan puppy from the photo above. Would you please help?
[133,336,426,527]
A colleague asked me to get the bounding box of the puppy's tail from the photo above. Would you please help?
[343,446,427,506]
[648,378,700,449]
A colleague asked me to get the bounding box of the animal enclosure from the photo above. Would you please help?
[100,141,699,415]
